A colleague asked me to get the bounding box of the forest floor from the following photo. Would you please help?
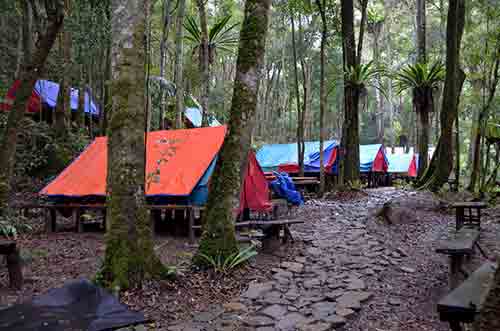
[0,187,499,331]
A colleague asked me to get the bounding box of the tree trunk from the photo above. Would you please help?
[195,0,271,263]
[197,0,210,127]
[416,0,426,64]
[159,0,172,130]
[356,0,368,66]
[418,0,465,191]
[416,99,430,178]
[55,1,72,139]
[174,0,186,129]
[340,0,360,185]
[316,0,327,195]
[291,12,304,176]
[0,0,64,213]
[469,44,500,191]
[103,0,163,290]
[77,65,85,128]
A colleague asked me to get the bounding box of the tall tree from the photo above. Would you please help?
[174,0,187,129]
[196,0,271,262]
[0,0,64,213]
[159,0,173,129]
[196,0,210,126]
[316,0,327,195]
[339,0,367,185]
[290,12,304,176]
[414,0,430,178]
[54,0,73,139]
[469,40,500,191]
[418,0,466,191]
[102,0,163,289]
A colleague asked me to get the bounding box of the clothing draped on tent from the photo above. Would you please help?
[270,172,303,206]
[239,150,272,213]
[1,79,100,116]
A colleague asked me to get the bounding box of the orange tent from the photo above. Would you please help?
[40,126,271,211]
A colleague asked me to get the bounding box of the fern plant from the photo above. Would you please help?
[184,14,239,63]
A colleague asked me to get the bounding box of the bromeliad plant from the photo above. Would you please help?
[392,61,445,177]
[197,245,258,274]
[184,14,240,64]
[392,61,445,102]
[344,61,387,98]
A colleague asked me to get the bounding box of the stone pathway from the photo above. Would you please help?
[166,189,443,331]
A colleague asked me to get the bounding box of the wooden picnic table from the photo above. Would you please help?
[451,201,487,230]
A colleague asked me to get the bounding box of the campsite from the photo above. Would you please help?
[0,0,500,331]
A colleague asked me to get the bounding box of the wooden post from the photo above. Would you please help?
[74,208,83,233]
[455,207,464,231]
[449,255,463,290]
[45,208,56,233]
[188,207,195,244]
[6,247,23,290]
[449,321,463,331]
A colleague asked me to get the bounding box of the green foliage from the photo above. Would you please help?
[392,61,445,95]
[0,113,89,180]
[345,61,387,98]
[184,14,239,59]
[196,245,257,273]
[0,210,32,240]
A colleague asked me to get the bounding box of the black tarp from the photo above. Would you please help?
[0,279,148,331]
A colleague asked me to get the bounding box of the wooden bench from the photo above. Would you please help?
[451,202,487,231]
[436,227,480,289]
[437,262,497,331]
[0,240,23,289]
[14,203,204,244]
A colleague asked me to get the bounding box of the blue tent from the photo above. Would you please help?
[387,153,413,173]
[256,140,337,172]
[35,80,100,116]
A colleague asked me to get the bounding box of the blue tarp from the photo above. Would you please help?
[256,140,337,172]
[387,153,414,173]
[360,144,385,173]
[35,80,100,116]
[189,156,218,205]
[185,107,221,127]
[270,172,303,205]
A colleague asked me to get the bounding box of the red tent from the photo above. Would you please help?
[40,126,271,211]
[240,150,272,213]
[408,154,418,177]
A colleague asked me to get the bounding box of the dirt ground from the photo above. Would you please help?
[0,188,498,331]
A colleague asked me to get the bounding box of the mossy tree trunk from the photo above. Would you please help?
[174,0,186,129]
[417,0,465,191]
[196,0,210,127]
[340,0,361,185]
[196,0,271,263]
[316,0,327,196]
[414,89,431,178]
[0,0,64,214]
[102,0,163,290]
